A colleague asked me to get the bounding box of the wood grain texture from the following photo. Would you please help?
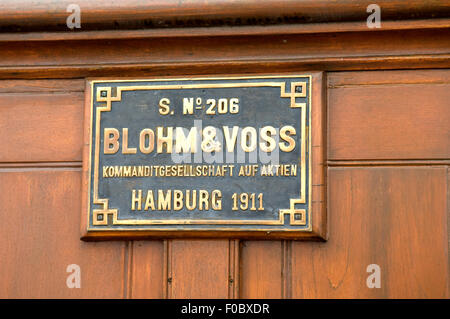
[1,30,449,69]
[129,241,165,299]
[0,10,448,299]
[448,167,450,299]
[228,240,240,299]
[168,240,230,298]
[0,79,84,93]
[310,72,327,239]
[240,241,283,298]
[1,0,448,32]
[0,92,84,162]
[328,70,450,160]
[1,19,449,43]
[0,169,125,298]
[328,69,450,87]
[2,56,449,80]
[291,167,449,298]
[0,29,449,81]
[328,159,450,167]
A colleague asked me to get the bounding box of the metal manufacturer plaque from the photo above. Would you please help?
[84,75,312,237]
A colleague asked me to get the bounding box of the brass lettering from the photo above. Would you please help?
[158,190,171,210]
[159,98,170,115]
[198,190,209,210]
[223,126,239,152]
[186,190,197,210]
[241,127,257,152]
[144,190,155,210]
[122,128,137,154]
[131,189,142,210]
[279,125,296,152]
[173,190,183,211]
[157,127,173,153]
[260,126,277,152]
[175,127,197,153]
[104,128,119,154]
[211,190,222,210]
[139,129,155,154]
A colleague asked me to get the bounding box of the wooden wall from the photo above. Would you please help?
[0,18,449,298]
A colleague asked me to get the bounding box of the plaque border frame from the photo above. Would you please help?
[80,73,327,240]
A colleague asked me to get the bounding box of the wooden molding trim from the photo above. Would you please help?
[0,0,449,32]
[0,18,449,42]
[1,55,449,80]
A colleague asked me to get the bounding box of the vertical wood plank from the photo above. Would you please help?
[448,167,450,299]
[291,167,449,298]
[130,241,165,299]
[384,168,448,297]
[281,240,292,299]
[310,71,327,239]
[240,241,283,298]
[0,169,125,298]
[228,239,240,299]
[168,240,229,299]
